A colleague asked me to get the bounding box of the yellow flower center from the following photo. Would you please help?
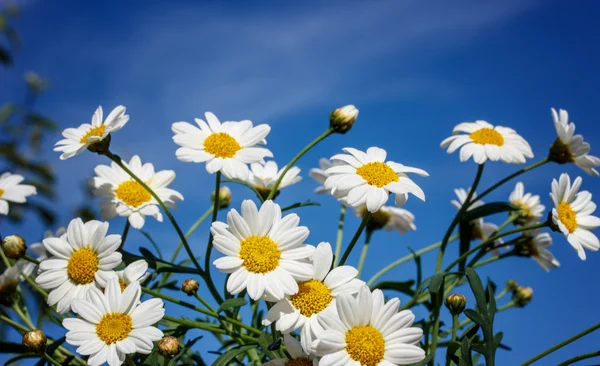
[345,325,385,366]
[287,359,313,366]
[80,125,107,143]
[470,128,504,146]
[96,313,133,344]
[0,188,4,197]
[116,180,152,208]
[290,280,333,317]
[118,279,127,292]
[203,132,241,158]
[67,247,99,285]
[558,201,578,233]
[239,235,281,274]
[356,162,399,188]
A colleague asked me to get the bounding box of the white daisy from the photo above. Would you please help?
[263,334,318,366]
[54,106,129,160]
[355,205,416,234]
[550,173,600,260]
[90,155,184,229]
[211,199,315,301]
[247,161,301,199]
[313,285,425,366]
[550,108,600,176]
[21,228,64,277]
[509,182,545,225]
[262,242,363,354]
[441,121,533,164]
[35,218,122,314]
[519,229,559,272]
[115,260,149,292]
[63,277,164,366]
[172,112,272,180]
[324,147,428,213]
[0,172,37,215]
[0,265,21,305]
[309,158,335,194]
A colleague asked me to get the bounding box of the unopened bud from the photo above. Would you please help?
[444,294,467,315]
[329,104,359,134]
[3,235,26,259]
[212,186,232,209]
[506,279,518,292]
[158,336,181,358]
[22,329,47,353]
[181,278,199,296]
[513,286,533,307]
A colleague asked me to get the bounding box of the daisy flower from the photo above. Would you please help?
[355,205,416,234]
[247,161,301,199]
[115,260,149,292]
[0,266,21,305]
[550,108,600,176]
[309,158,334,194]
[172,112,272,180]
[211,199,315,301]
[313,285,425,366]
[518,229,559,272]
[21,228,64,277]
[90,155,184,229]
[324,147,428,212]
[0,172,37,215]
[550,173,600,260]
[451,188,503,250]
[264,334,318,366]
[262,242,363,354]
[54,106,129,160]
[35,218,122,314]
[63,277,164,366]
[441,121,533,164]
[509,182,545,225]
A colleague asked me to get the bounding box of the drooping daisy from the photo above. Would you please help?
[172,112,272,180]
[550,108,600,176]
[115,260,149,292]
[441,121,533,164]
[324,147,428,212]
[550,173,600,260]
[509,182,545,225]
[313,285,425,366]
[54,106,129,160]
[64,277,164,366]
[211,199,315,301]
[262,242,363,354]
[90,155,183,229]
[263,334,318,366]
[0,172,37,215]
[247,161,301,199]
[355,205,416,234]
[35,218,122,314]
[518,229,559,272]
[0,265,21,305]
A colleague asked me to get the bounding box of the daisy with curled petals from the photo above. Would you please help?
[211,200,315,301]
[550,108,600,176]
[550,173,600,260]
[518,229,559,272]
[172,112,272,180]
[90,155,183,229]
[262,242,363,354]
[247,160,301,199]
[356,205,416,234]
[264,334,317,366]
[441,121,533,164]
[64,277,164,366]
[35,218,122,314]
[313,285,425,366]
[324,147,428,212]
[0,172,37,215]
[509,182,545,225]
[114,260,149,292]
[54,106,129,160]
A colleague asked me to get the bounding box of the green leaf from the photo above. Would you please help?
[464,309,487,327]
[458,221,472,272]
[446,340,462,365]
[5,354,39,365]
[25,113,57,131]
[471,343,486,355]
[45,336,66,357]
[217,298,248,313]
[461,202,518,222]
[459,338,474,366]
[170,335,204,365]
[487,282,497,320]
[493,332,504,348]
[213,344,258,366]
[465,268,488,316]
[372,280,415,296]
[429,273,444,295]
[407,246,422,286]
[281,200,320,212]
[257,332,281,360]
[459,323,480,341]
[0,341,25,353]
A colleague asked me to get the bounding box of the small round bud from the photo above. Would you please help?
[506,279,518,292]
[158,336,181,358]
[444,293,467,315]
[22,329,47,353]
[329,104,359,134]
[512,286,533,307]
[3,234,26,259]
[212,186,232,209]
[181,278,199,296]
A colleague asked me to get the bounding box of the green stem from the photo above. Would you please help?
[22,255,40,265]
[558,350,600,366]
[13,304,35,329]
[0,244,12,268]
[120,220,130,250]
[0,314,28,332]
[333,205,347,267]
[472,256,502,268]
[194,293,215,312]
[338,211,371,266]
[357,230,373,277]
[43,353,63,366]
[162,315,257,343]
[497,302,515,312]
[171,207,213,263]
[203,172,224,305]
[266,128,334,200]
[451,314,458,342]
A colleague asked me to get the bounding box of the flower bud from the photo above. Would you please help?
[512,286,533,307]
[158,336,181,358]
[329,104,358,134]
[3,234,26,259]
[181,278,199,296]
[24,71,49,93]
[506,279,518,292]
[22,329,47,353]
[444,293,467,315]
[212,186,232,209]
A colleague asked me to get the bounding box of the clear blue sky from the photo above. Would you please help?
[2,0,600,364]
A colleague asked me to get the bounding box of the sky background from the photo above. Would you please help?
[1,0,600,364]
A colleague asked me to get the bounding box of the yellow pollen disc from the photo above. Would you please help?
[356,162,399,188]
[96,313,133,345]
[0,188,4,197]
[239,235,281,274]
[80,125,107,143]
[290,280,333,317]
[118,279,127,292]
[286,358,314,366]
[558,201,578,233]
[203,132,241,158]
[345,325,385,366]
[67,247,99,285]
[116,180,152,208]
[513,200,533,218]
[469,128,504,146]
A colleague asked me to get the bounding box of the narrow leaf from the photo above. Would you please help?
[213,344,258,366]
[408,246,423,286]
[217,298,248,314]
[464,309,487,327]
[461,202,518,222]
[458,221,471,272]
[372,280,415,296]
[429,273,444,295]
[465,268,488,316]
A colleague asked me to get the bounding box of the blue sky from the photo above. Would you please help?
[2,0,600,364]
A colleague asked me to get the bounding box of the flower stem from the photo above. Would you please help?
[338,211,371,266]
[451,314,458,342]
[162,315,257,343]
[357,230,373,277]
[333,205,347,267]
[22,255,40,265]
[171,206,213,263]
[43,353,63,366]
[558,350,600,366]
[203,172,224,305]
[119,220,130,250]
